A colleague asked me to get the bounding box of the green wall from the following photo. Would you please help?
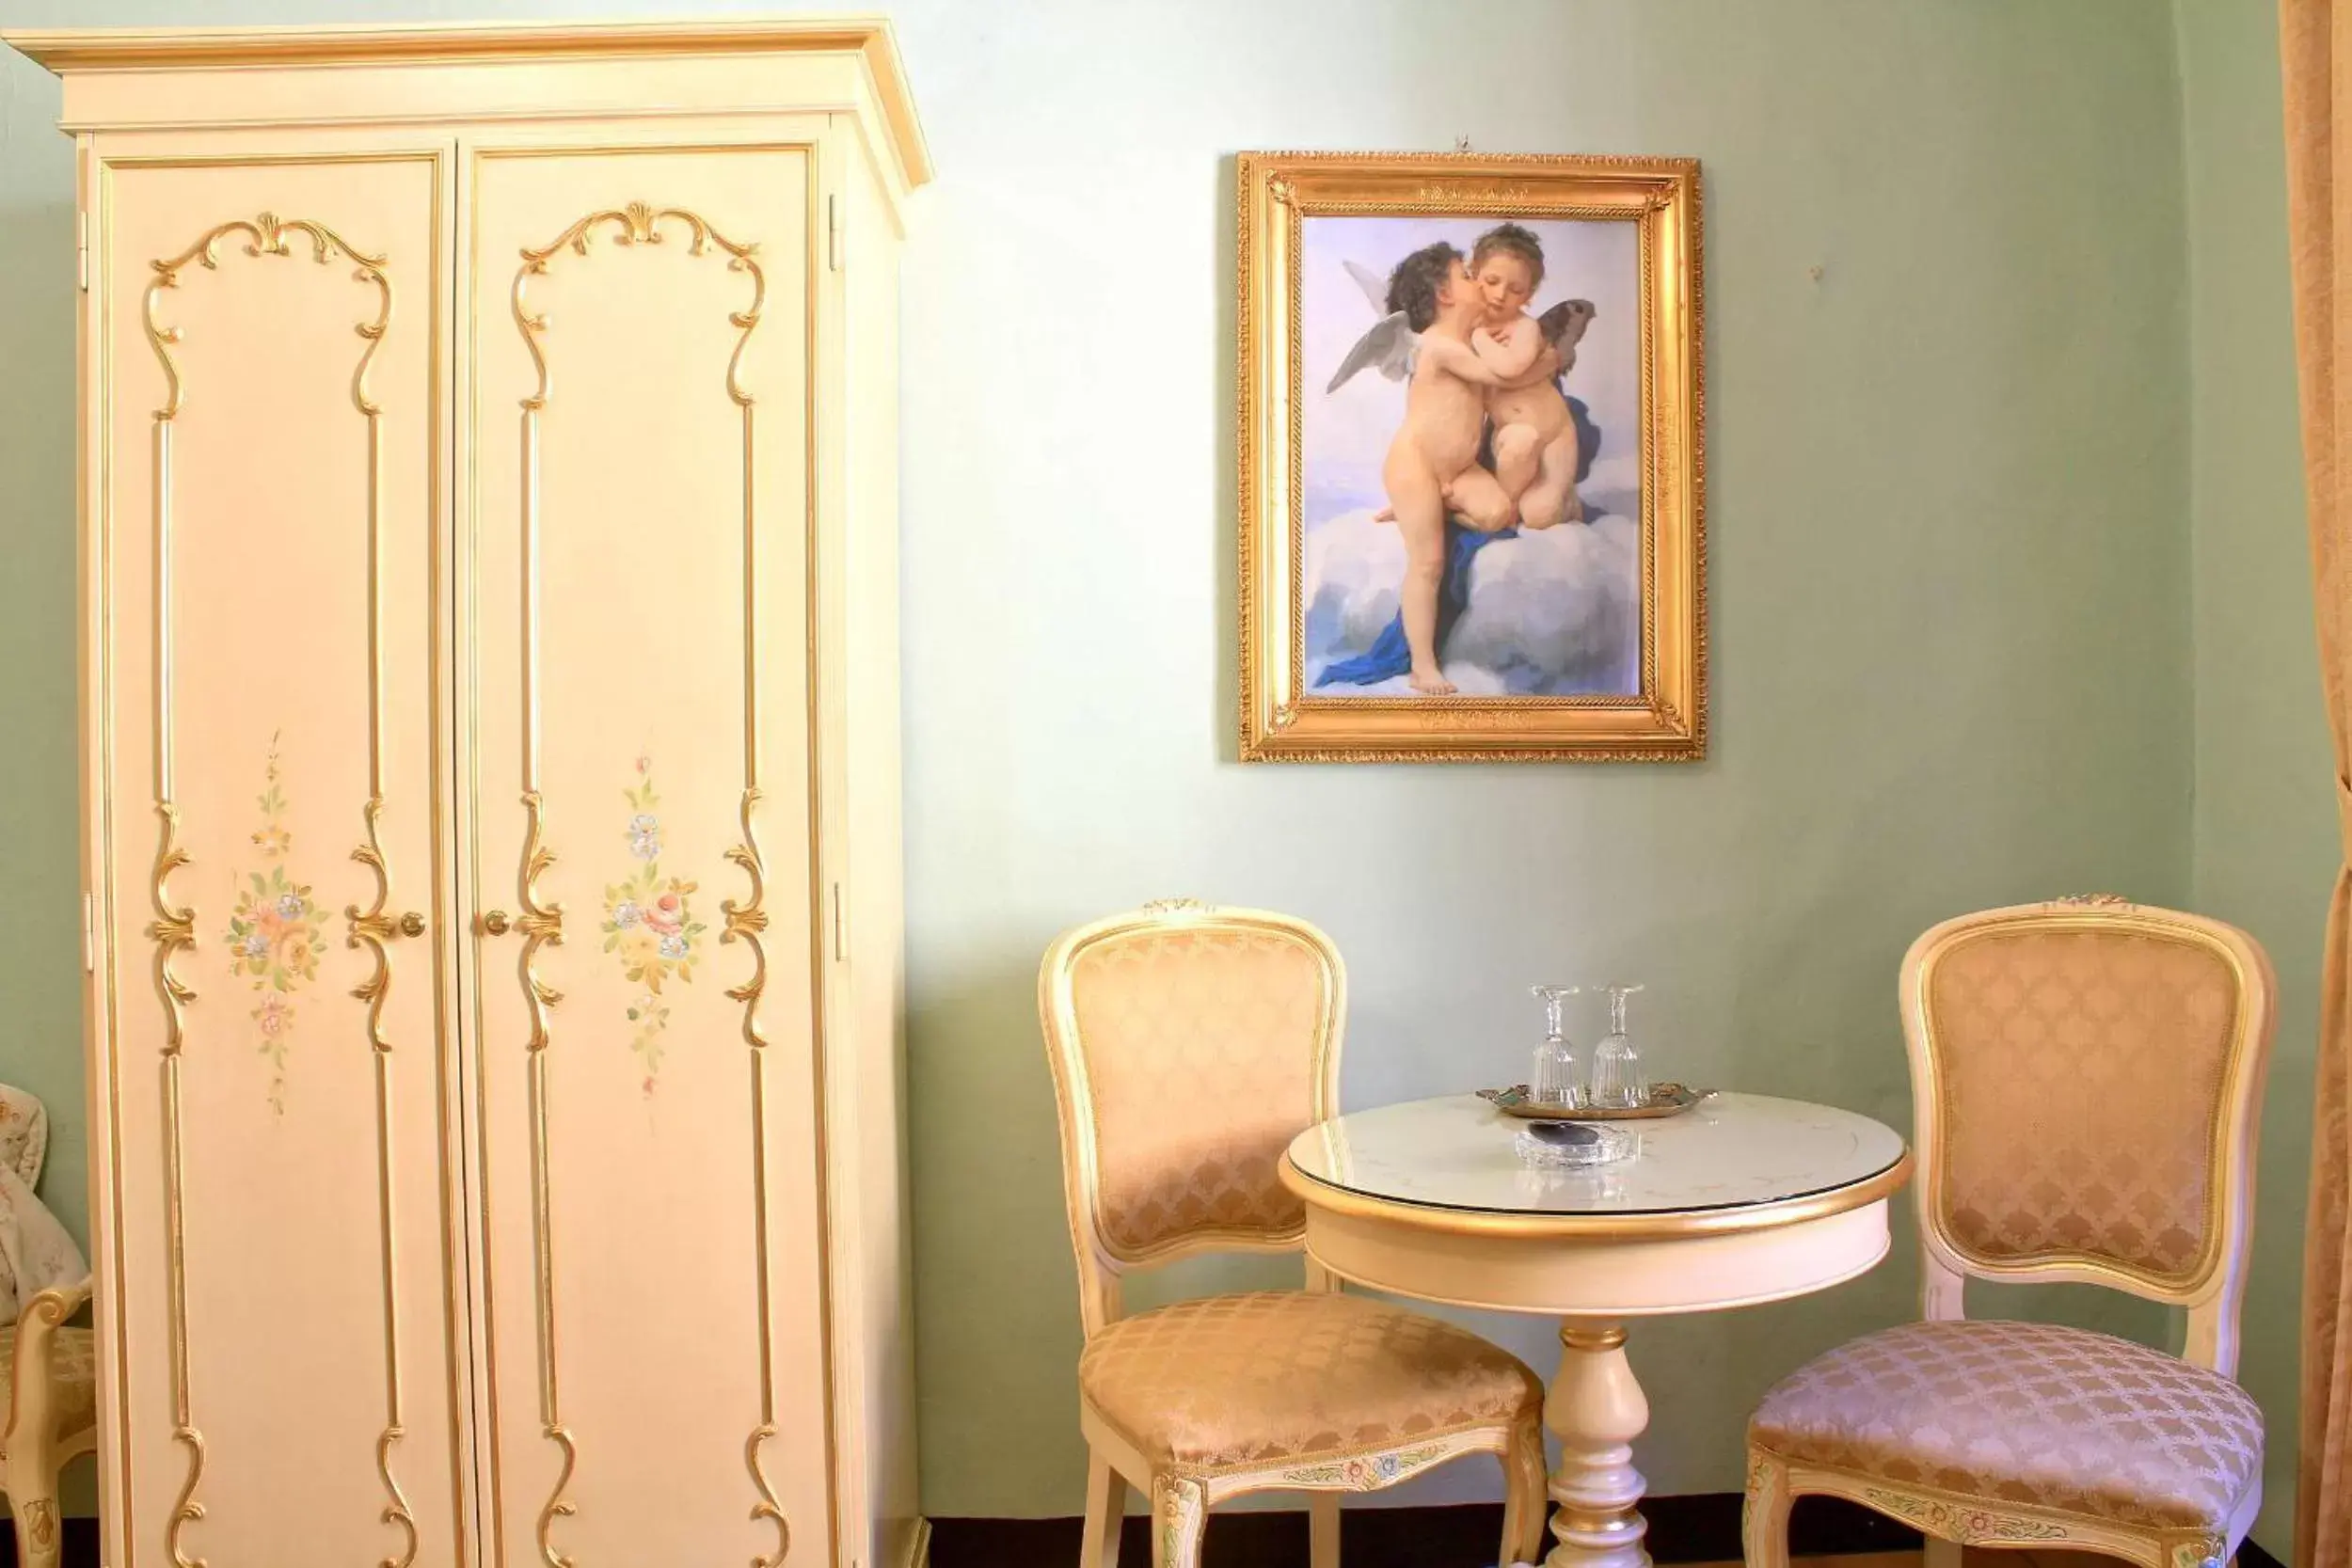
[2175,0,2334,1555]
[0,0,90,1251]
[898,0,2196,1517]
[0,0,2255,1533]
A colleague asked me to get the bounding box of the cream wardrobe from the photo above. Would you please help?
[7,22,928,1568]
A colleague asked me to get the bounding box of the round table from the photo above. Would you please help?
[1279,1092,1911,1568]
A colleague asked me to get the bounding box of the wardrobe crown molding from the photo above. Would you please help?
[1,15,933,189]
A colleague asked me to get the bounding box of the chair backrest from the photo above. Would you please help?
[1899,897,2275,1373]
[1039,900,1344,1336]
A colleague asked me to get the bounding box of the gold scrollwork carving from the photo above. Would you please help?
[147,803,198,1050]
[746,1422,789,1568]
[536,1424,580,1568]
[721,786,771,1039]
[345,797,396,1041]
[723,792,786,1568]
[1412,180,1534,203]
[516,791,566,1050]
[165,1425,207,1568]
[512,199,766,411]
[345,795,421,1568]
[143,210,397,1567]
[145,212,390,420]
[510,197,782,1559]
[375,1426,418,1568]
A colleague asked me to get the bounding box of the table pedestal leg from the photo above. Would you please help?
[1542,1320,1650,1568]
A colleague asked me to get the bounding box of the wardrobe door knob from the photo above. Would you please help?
[479,910,510,937]
[399,911,426,938]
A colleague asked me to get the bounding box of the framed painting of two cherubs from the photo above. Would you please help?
[1238,151,1705,762]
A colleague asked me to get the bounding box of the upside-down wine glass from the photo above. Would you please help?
[1587,985,1647,1111]
[1529,985,1582,1109]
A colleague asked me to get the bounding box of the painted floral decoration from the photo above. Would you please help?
[222,733,329,1114]
[600,754,705,1093]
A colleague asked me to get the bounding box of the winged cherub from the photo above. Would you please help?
[1464,223,1597,529]
[1325,242,1531,694]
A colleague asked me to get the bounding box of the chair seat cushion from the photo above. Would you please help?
[0,1325,97,1440]
[1750,1320,2262,1532]
[1078,1291,1539,1475]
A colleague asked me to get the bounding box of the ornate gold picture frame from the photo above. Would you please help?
[1237,151,1705,762]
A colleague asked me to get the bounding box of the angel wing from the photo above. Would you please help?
[1326,311,1417,393]
[1537,299,1597,350]
[1343,258,1390,315]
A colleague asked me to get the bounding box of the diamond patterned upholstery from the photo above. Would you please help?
[1924,927,2241,1284]
[1752,1317,2262,1533]
[1064,922,1331,1259]
[0,1325,96,1438]
[1747,904,2275,1568]
[1042,905,1549,1568]
[1079,1290,1540,1474]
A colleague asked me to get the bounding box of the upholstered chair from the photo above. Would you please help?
[1744,898,2275,1568]
[1041,900,1549,1568]
[1,1279,95,1568]
[0,1084,97,1568]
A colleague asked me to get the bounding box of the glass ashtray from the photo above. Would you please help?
[1514,1121,1636,1168]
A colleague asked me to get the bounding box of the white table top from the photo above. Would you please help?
[1285,1092,1908,1219]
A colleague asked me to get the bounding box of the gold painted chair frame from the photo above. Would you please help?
[1743,899,2277,1568]
[2,1280,95,1568]
[1041,901,1548,1568]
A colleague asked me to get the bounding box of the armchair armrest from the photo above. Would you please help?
[8,1276,92,1449]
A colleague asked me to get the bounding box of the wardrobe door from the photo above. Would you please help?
[461,142,828,1567]
[89,150,469,1568]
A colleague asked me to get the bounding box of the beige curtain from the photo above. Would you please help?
[2285,5,2352,1565]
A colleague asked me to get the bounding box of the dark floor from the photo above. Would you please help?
[927,1495,1926,1568]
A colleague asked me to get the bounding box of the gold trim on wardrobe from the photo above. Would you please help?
[800,150,845,1568]
[86,137,138,1565]
[501,183,794,1568]
[139,206,418,1568]
[0,20,934,190]
[96,148,471,1568]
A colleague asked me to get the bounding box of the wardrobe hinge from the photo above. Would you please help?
[827,195,842,272]
[75,212,88,293]
[81,894,95,974]
[831,881,846,962]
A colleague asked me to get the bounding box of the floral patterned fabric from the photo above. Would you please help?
[0,1088,48,1191]
[1066,925,1332,1259]
[1078,1291,1540,1474]
[0,1323,97,1436]
[1926,927,2240,1283]
[1750,1320,2263,1532]
[0,1089,84,1325]
[0,1164,87,1328]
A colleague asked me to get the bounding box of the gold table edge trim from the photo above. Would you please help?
[1280,1145,1915,1242]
